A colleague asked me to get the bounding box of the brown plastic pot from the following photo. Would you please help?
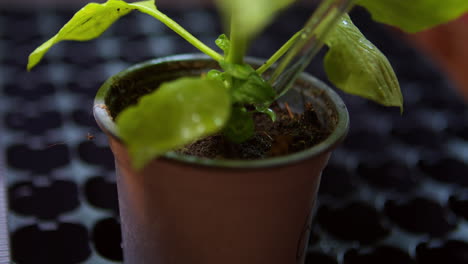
[93,54,349,264]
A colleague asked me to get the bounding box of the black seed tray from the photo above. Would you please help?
[0,6,467,264]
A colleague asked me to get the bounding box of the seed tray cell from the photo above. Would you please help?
[343,246,415,264]
[8,180,80,219]
[0,6,467,264]
[384,197,458,237]
[449,194,468,220]
[316,202,390,244]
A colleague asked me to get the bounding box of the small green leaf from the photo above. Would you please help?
[116,77,230,169]
[206,69,225,81]
[324,14,403,110]
[256,106,277,122]
[27,0,157,70]
[215,34,231,56]
[211,60,276,143]
[220,61,256,80]
[356,0,468,33]
[223,106,255,144]
[219,61,276,106]
[215,0,294,42]
[230,73,276,106]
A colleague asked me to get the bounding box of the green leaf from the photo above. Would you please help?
[206,69,225,81]
[324,14,403,110]
[219,61,276,106]
[230,74,276,106]
[215,0,294,42]
[219,61,255,80]
[256,107,277,122]
[356,0,468,33]
[215,34,231,56]
[222,106,255,144]
[116,77,231,169]
[205,64,275,143]
[27,0,158,70]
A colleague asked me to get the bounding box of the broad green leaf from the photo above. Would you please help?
[356,0,468,33]
[27,0,157,70]
[324,14,403,110]
[215,0,295,41]
[223,106,255,144]
[116,77,230,169]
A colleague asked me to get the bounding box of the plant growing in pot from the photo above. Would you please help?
[27,0,467,263]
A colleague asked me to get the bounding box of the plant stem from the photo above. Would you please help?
[226,17,247,64]
[256,30,303,74]
[144,8,223,62]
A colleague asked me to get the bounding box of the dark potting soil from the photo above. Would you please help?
[176,103,332,159]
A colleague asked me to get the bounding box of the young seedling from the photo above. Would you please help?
[28,0,468,168]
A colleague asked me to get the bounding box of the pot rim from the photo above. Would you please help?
[94,53,349,169]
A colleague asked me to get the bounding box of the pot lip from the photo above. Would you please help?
[94,53,349,170]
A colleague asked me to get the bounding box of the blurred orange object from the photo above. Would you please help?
[407,14,468,101]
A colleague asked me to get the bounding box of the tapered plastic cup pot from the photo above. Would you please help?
[93,54,349,264]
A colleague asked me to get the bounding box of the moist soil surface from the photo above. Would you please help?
[177,103,332,160]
